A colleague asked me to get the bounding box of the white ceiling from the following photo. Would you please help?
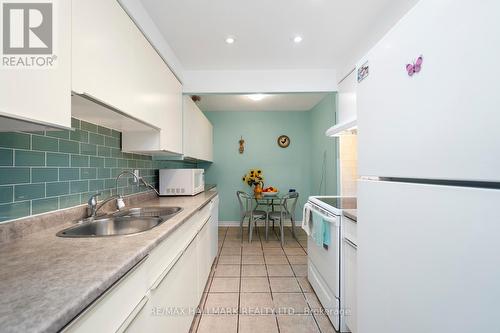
[139,0,419,71]
[194,93,329,112]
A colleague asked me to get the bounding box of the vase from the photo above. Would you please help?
[254,184,263,196]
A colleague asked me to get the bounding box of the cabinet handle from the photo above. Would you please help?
[344,238,358,249]
[116,295,149,333]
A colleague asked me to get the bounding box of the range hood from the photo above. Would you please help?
[325,119,357,137]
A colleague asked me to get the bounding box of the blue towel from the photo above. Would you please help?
[311,210,331,247]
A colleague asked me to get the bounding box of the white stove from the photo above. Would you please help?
[304,196,356,333]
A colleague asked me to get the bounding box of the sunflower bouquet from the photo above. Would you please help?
[242,169,264,188]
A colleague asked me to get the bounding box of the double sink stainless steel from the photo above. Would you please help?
[56,207,182,238]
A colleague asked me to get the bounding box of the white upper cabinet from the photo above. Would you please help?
[357,0,500,182]
[0,0,71,130]
[72,0,183,154]
[183,96,213,162]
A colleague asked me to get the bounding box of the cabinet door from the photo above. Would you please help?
[196,218,212,295]
[343,238,357,333]
[209,197,219,262]
[183,96,213,162]
[0,0,71,130]
[126,240,198,333]
[357,0,500,182]
[72,0,182,154]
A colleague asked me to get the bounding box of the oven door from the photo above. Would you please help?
[307,204,341,329]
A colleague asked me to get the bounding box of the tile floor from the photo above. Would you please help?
[190,226,336,333]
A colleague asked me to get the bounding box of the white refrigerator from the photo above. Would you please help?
[356,0,500,332]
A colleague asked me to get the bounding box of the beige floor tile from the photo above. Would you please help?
[297,277,313,293]
[287,255,307,264]
[262,240,282,248]
[197,314,238,333]
[276,315,320,333]
[263,247,284,255]
[226,227,241,235]
[223,240,243,247]
[304,292,322,310]
[204,293,239,314]
[242,241,263,248]
[218,255,241,265]
[239,315,279,333]
[269,277,301,293]
[267,264,294,277]
[282,241,301,248]
[214,264,241,277]
[210,277,240,293]
[241,264,267,277]
[241,277,270,292]
[242,247,264,255]
[313,313,335,333]
[273,293,309,315]
[239,293,274,315]
[242,255,265,265]
[220,247,242,256]
[284,247,307,256]
[291,264,308,277]
[265,255,289,265]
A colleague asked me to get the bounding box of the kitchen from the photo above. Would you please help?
[0,0,499,333]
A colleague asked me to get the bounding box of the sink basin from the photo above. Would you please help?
[114,206,182,218]
[56,216,164,238]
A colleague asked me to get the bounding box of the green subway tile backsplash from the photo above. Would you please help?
[32,135,58,152]
[0,132,30,149]
[0,149,13,166]
[0,117,199,223]
[32,168,58,183]
[46,153,69,167]
[14,183,45,201]
[0,168,30,185]
[32,197,59,215]
[15,150,45,166]
[0,186,13,204]
[0,201,30,222]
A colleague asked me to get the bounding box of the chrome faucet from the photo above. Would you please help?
[87,171,160,219]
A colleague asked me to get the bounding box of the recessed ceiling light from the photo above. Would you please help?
[247,94,267,101]
[225,36,235,44]
[293,35,303,43]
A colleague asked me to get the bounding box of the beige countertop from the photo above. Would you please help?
[0,190,218,333]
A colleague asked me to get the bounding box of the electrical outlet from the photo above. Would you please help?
[133,169,140,183]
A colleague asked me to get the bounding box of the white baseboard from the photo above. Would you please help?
[218,220,302,227]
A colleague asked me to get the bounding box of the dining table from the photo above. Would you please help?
[247,192,291,242]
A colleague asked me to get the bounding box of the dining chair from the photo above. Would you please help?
[236,191,267,242]
[268,192,299,245]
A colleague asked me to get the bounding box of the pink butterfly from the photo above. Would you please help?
[406,55,423,76]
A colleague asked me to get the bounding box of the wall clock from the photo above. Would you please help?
[277,135,290,148]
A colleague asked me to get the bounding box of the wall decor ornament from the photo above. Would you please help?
[406,55,423,76]
[239,136,245,154]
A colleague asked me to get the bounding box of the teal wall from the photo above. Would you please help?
[204,93,337,222]
[0,118,196,223]
[310,94,338,195]
[204,111,312,222]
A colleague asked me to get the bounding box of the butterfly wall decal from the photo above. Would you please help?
[406,55,423,76]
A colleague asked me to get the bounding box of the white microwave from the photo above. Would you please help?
[159,169,205,196]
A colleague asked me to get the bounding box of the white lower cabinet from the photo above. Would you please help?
[196,219,212,296]
[343,217,357,333]
[127,239,198,333]
[63,197,219,333]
